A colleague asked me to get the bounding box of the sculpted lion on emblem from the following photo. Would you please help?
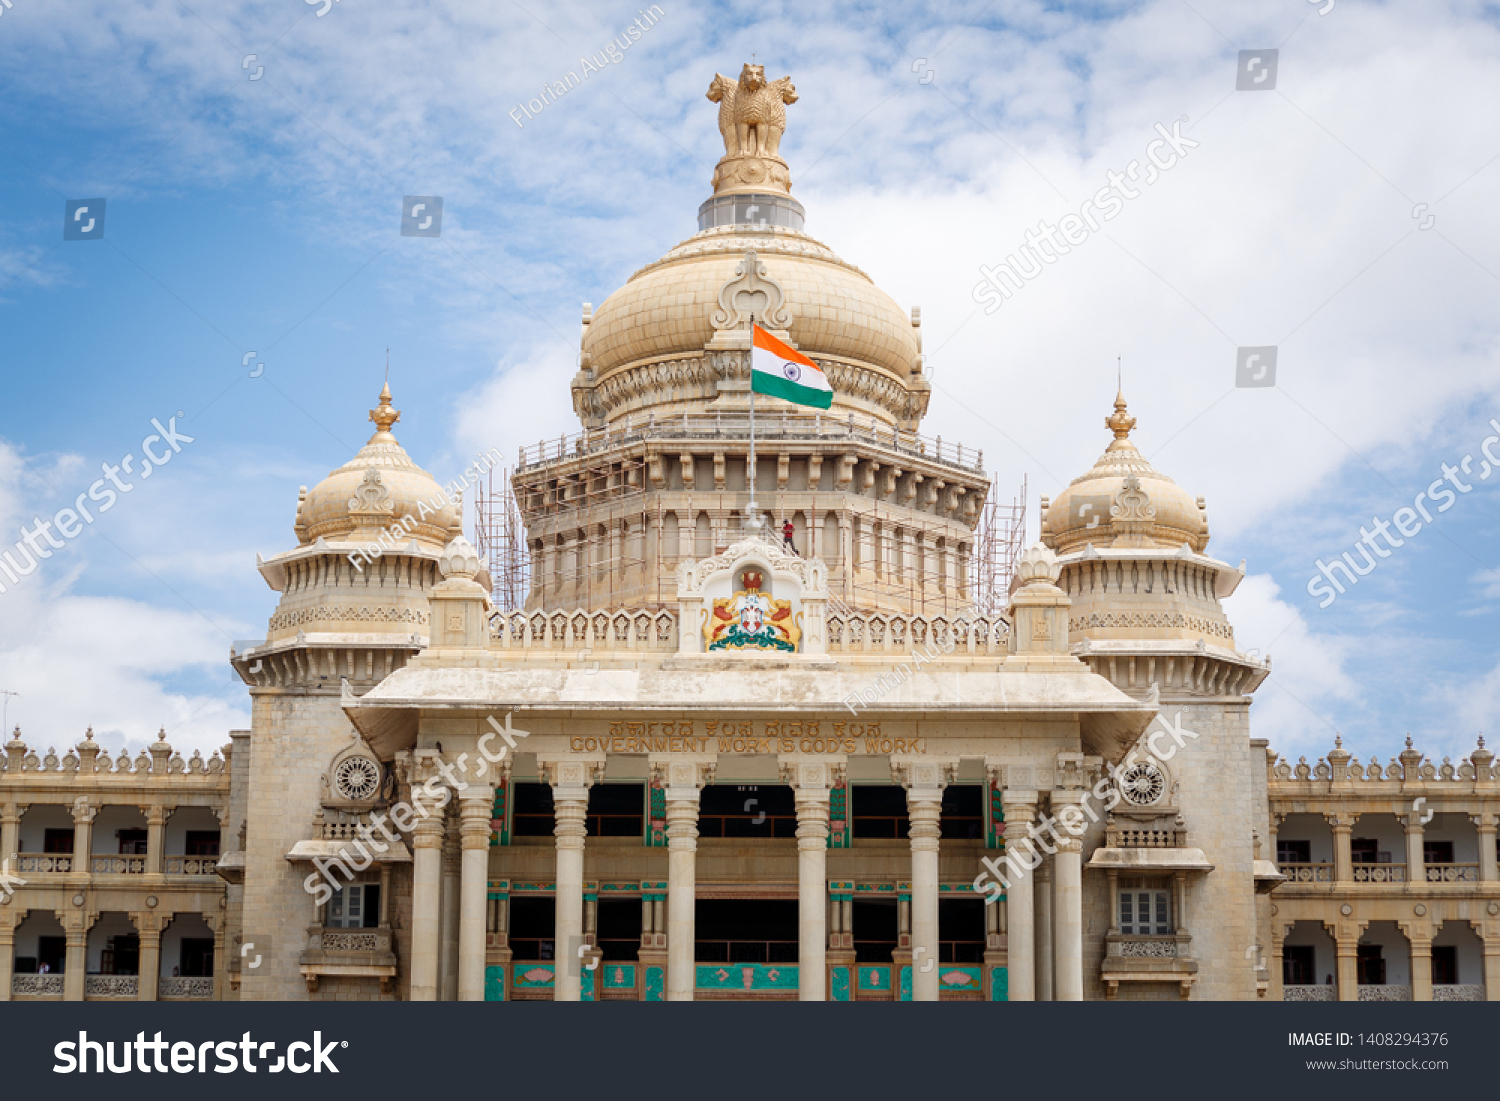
[706,63,799,160]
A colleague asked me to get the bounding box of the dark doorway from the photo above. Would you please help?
[1283,945,1315,985]
[100,934,140,976]
[940,786,984,840]
[1356,944,1385,984]
[509,897,556,960]
[588,784,644,837]
[179,939,214,978]
[852,898,898,963]
[596,898,642,961]
[939,898,985,962]
[698,785,796,838]
[695,899,797,962]
[852,785,909,839]
[511,783,555,837]
[1431,945,1458,985]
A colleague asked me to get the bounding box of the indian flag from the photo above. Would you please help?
[751,324,832,409]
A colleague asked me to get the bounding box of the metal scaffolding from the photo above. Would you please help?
[472,464,530,610]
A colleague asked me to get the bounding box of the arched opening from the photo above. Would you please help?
[10,911,66,996]
[86,912,140,998]
[1280,920,1336,1000]
[1357,920,1411,999]
[1432,921,1485,1000]
[160,914,216,999]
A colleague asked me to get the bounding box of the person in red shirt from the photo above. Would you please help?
[781,518,798,555]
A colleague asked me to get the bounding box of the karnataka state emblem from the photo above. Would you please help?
[704,569,800,652]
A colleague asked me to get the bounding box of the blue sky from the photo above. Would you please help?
[0,0,1497,769]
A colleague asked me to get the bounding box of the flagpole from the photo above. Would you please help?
[748,315,758,533]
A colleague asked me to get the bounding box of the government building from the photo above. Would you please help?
[1,63,1496,1004]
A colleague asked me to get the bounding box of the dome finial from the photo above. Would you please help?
[369,382,400,436]
[1105,388,1135,444]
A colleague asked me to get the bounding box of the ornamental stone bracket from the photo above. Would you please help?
[709,250,792,336]
[675,536,829,657]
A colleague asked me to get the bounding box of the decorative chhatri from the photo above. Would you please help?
[704,568,800,652]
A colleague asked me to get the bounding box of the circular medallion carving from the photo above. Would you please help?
[1414,903,1427,916]
[1490,902,1500,916]
[1340,903,1352,916]
[334,756,382,801]
[1118,761,1166,806]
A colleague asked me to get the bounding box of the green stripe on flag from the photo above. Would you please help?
[752,371,833,409]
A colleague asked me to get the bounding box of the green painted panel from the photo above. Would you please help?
[645,965,665,1001]
[696,964,798,990]
[514,963,555,989]
[858,965,892,992]
[991,966,1008,1002]
[484,965,505,1001]
[602,963,636,989]
[899,966,912,1001]
[831,966,851,1001]
[937,966,983,993]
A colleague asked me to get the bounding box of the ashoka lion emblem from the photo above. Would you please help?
[704,569,800,652]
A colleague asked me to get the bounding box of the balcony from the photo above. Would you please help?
[11,974,64,997]
[299,925,397,993]
[1351,864,1407,883]
[1425,863,1480,882]
[15,854,71,874]
[1278,863,1334,884]
[159,977,215,1000]
[1432,984,1484,1001]
[90,856,146,875]
[1284,984,1336,1002]
[1357,984,1412,1001]
[84,976,139,998]
[163,856,219,876]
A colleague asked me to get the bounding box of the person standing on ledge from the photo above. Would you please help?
[782,518,798,555]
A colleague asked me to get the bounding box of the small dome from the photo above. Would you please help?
[1042,393,1209,555]
[582,224,919,383]
[295,383,460,548]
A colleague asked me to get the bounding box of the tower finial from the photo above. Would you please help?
[370,382,400,436]
[1105,388,1135,444]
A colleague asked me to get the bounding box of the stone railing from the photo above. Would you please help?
[163,856,218,875]
[826,613,1007,656]
[11,974,64,996]
[91,855,146,875]
[1269,739,1500,789]
[1107,826,1188,849]
[1433,984,1484,1001]
[1425,863,1480,882]
[16,854,71,873]
[85,975,139,998]
[490,608,677,653]
[311,928,392,954]
[1357,984,1412,1001]
[1278,863,1335,883]
[1352,864,1407,883]
[1,735,227,779]
[1115,939,1178,958]
[1283,985,1336,1002]
[159,976,215,1000]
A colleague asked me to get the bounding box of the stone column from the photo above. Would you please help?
[1482,933,1500,1001]
[1335,926,1359,1002]
[1002,793,1038,1001]
[439,813,460,1001]
[1036,858,1054,1001]
[1404,813,1426,885]
[64,923,88,1001]
[1475,813,1498,882]
[784,761,831,1002]
[458,788,494,1002]
[136,914,161,1001]
[1328,814,1355,883]
[897,760,947,1002]
[145,805,166,876]
[409,812,445,1000]
[546,760,593,1002]
[71,799,96,876]
[1409,930,1433,1002]
[1053,837,1084,1001]
[659,760,709,1001]
[0,911,15,1003]
[0,804,18,870]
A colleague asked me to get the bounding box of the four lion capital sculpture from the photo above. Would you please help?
[706,63,798,161]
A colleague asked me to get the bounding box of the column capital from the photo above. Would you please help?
[412,812,446,846]
[650,757,716,795]
[143,804,168,826]
[1054,836,1084,855]
[70,797,97,825]
[779,759,842,792]
[539,756,603,795]
[1325,812,1357,831]
[459,794,494,849]
[891,758,955,795]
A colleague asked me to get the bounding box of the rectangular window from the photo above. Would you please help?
[595,898,641,961]
[117,829,148,855]
[1350,839,1378,863]
[326,883,381,929]
[179,938,214,978]
[587,784,645,838]
[43,829,74,854]
[1283,945,1315,985]
[511,782,555,837]
[939,785,984,841]
[1118,879,1172,935]
[851,785,909,840]
[185,831,221,856]
[1431,945,1458,985]
[1276,840,1311,864]
[1423,840,1454,865]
